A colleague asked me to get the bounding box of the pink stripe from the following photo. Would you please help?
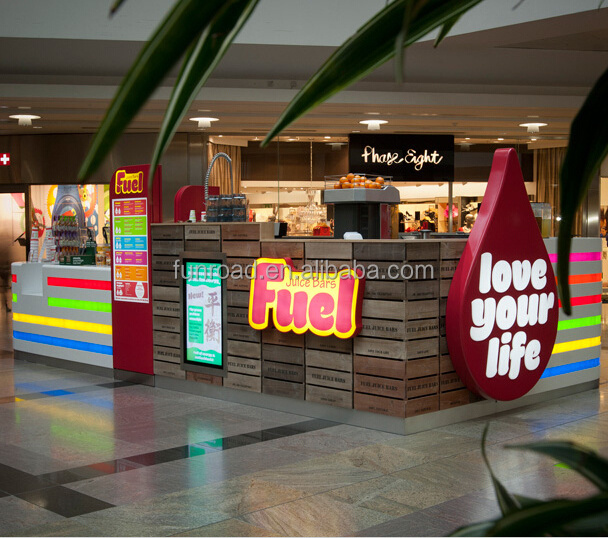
[548,252,601,263]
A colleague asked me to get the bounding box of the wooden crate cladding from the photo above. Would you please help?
[263,343,304,365]
[406,375,439,399]
[224,371,261,393]
[364,281,405,301]
[227,323,260,343]
[406,242,439,261]
[222,223,274,241]
[307,385,352,409]
[354,373,406,399]
[305,349,352,373]
[263,361,304,383]
[406,394,439,417]
[360,318,405,340]
[226,340,261,359]
[186,371,223,386]
[151,225,184,241]
[306,367,352,391]
[440,389,472,410]
[227,356,261,376]
[353,242,405,261]
[263,327,305,347]
[354,337,405,360]
[306,333,352,354]
[263,378,304,399]
[261,241,305,260]
[354,355,405,381]
[306,241,352,260]
[184,225,220,241]
[154,360,185,380]
[354,392,405,418]
[226,290,249,308]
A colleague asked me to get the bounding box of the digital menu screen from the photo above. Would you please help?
[183,261,224,369]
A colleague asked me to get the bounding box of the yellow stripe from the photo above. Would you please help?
[12,312,112,335]
[552,336,600,354]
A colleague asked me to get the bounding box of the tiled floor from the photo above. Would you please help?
[1,308,607,536]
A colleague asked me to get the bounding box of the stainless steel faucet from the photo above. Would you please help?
[204,152,234,204]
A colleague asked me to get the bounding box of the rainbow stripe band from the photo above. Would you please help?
[48,297,112,313]
[558,295,601,308]
[11,274,16,283]
[47,277,111,291]
[12,293,17,304]
[552,336,600,355]
[541,358,600,378]
[557,315,601,331]
[548,252,601,263]
[13,330,112,355]
[555,273,602,285]
[13,312,112,335]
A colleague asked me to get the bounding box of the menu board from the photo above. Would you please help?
[112,197,149,303]
[184,261,223,369]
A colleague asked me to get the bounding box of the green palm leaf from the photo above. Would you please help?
[261,0,484,147]
[78,0,230,181]
[149,0,259,191]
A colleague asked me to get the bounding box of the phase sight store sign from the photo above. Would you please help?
[349,134,454,182]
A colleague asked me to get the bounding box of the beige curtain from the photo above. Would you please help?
[535,147,582,236]
[206,143,242,195]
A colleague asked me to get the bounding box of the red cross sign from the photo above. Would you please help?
[0,153,10,166]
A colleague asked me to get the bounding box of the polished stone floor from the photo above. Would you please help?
[1,308,607,536]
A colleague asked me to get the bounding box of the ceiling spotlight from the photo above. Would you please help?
[190,117,219,129]
[519,122,547,134]
[324,136,331,139]
[465,137,470,140]
[359,119,388,131]
[530,138,537,141]
[326,142,346,151]
[497,138,505,141]
[10,114,40,126]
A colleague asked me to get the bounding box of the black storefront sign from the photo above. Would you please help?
[349,134,454,182]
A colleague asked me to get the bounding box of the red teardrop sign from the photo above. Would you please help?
[446,148,558,401]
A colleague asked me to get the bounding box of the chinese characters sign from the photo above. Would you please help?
[112,195,149,303]
[249,258,364,339]
[185,262,223,368]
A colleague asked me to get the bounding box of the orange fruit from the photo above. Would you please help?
[375,177,384,185]
[346,173,354,181]
[365,180,373,188]
[339,176,348,184]
[333,183,341,189]
[343,182,353,189]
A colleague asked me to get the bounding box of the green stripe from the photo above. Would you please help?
[557,315,601,331]
[48,297,111,313]
[12,293,17,303]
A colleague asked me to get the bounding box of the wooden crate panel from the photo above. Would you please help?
[362,299,405,321]
[262,327,305,347]
[405,337,438,360]
[152,285,180,303]
[227,340,260,359]
[441,240,466,260]
[151,225,184,240]
[354,373,405,399]
[360,318,405,340]
[353,242,405,261]
[186,371,223,385]
[153,315,180,333]
[152,255,178,271]
[184,225,220,240]
[354,392,405,418]
[153,301,180,318]
[227,355,261,376]
[306,385,352,409]
[440,336,449,355]
[154,360,185,379]
[406,318,439,340]
[406,394,439,417]
[305,349,352,373]
[261,241,304,259]
[405,299,438,320]
[227,323,261,343]
[406,242,439,261]
[223,223,264,240]
[440,371,466,392]
[407,260,439,281]
[406,357,438,379]
[306,241,351,260]
[262,378,304,399]
[222,240,260,258]
[356,261,406,281]
[439,316,446,337]
[153,345,181,364]
[153,330,180,348]
[262,343,304,365]
[263,361,304,383]
[440,259,460,279]
[306,333,352,353]
[227,307,249,325]
[226,275,250,291]
[306,366,352,390]
[440,279,452,298]
[226,290,249,308]
[440,354,454,374]
[354,355,406,380]
[439,298,447,317]
[440,389,471,410]
[354,337,404,360]
[406,280,439,300]
[224,372,261,393]
[152,270,179,287]
[152,240,184,256]
[407,375,439,399]
[184,240,221,252]
[363,281,405,301]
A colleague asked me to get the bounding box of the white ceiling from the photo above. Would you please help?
[0,2,606,146]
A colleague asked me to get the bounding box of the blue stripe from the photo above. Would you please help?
[13,331,113,356]
[541,358,600,378]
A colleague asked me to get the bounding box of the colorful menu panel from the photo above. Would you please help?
[113,197,149,303]
[185,262,223,368]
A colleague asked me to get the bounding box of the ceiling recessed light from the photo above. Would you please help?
[352,130,360,133]
[33,126,42,129]
[465,137,470,140]
[9,114,40,126]
[519,122,547,133]
[17,106,31,110]
[198,109,212,112]
[497,138,505,141]
[218,134,223,138]
[527,115,540,118]
[324,136,331,139]
[359,119,388,131]
[530,138,537,141]
[190,117,218,129]
[365,112,381,115]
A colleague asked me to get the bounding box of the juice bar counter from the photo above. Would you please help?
[12,263,113,375]
[150,223,601,433]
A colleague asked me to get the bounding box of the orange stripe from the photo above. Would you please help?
[555,273,602,285]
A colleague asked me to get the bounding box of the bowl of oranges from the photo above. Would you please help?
[330,173,387,190]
